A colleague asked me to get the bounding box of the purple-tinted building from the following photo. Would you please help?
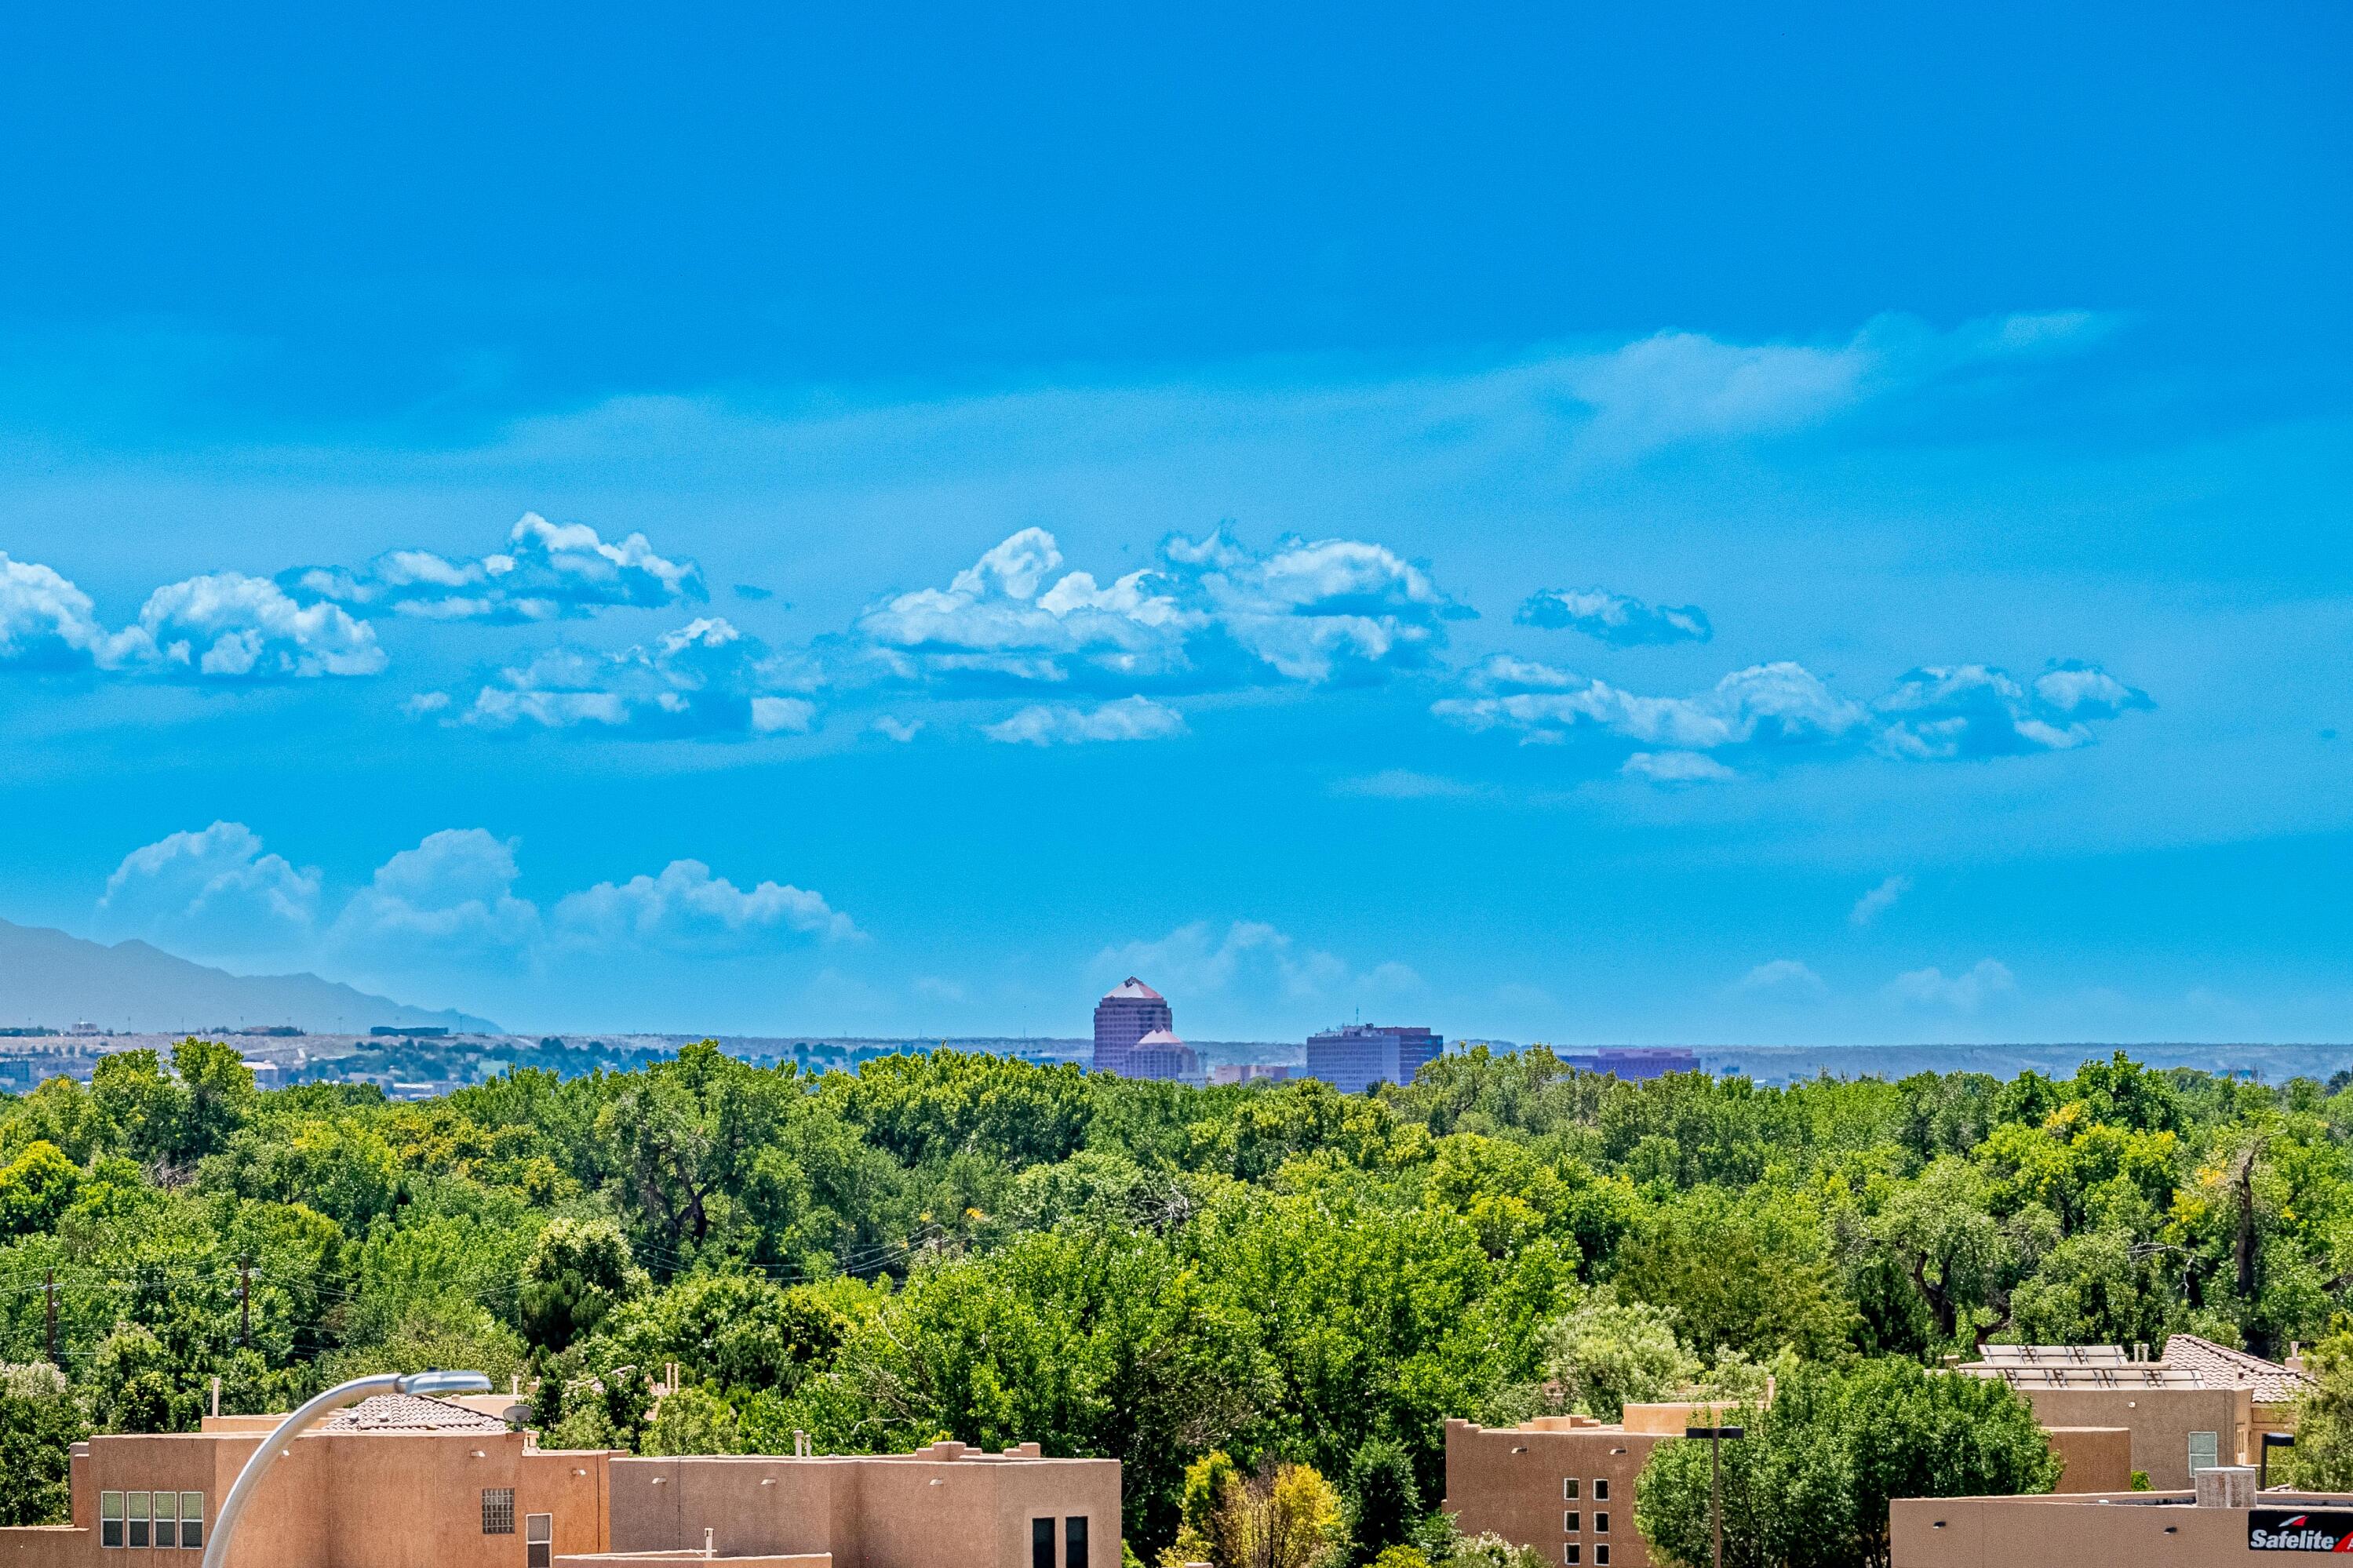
[1560,1046,1699,1080]
[1304,1023,1444,1094]
[1093,976,1174,1076]
[1128,1028,1204,1084]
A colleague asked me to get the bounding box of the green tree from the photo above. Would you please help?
[0,1362,85,1525]
[519,1216,648,1352]
[642,1384,741,1455]
[1209,1462,1349,1568]
[86,1322,202,1434]
[1634,1360,2056,1568]
[2281,1330,2353,1490]
[0,1141,81,1238]
[1536,1288,1696,1421]
[1343,1438,1420,1564]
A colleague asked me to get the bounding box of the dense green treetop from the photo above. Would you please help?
[2,1042,2348,1559]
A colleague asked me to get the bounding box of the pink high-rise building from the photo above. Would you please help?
[1092,977,1172,1075]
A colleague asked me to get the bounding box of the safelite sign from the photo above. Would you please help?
[2250,1509,2353,1551]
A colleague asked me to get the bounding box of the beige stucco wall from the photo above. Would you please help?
[2013,1385,2251,1490]
[2044,1428,2133,1493]
[1441,1419,1666,1568]
[1,1430,613,1568]
[606,1452,1119,1568]
[1890,1492,2344,1566]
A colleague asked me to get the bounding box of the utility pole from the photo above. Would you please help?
[45,1268,57,1366]
[1685,1424,1746,1568]
[239,1257,251,1347]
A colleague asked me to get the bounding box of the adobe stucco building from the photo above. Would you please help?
[0,1395,1117,1568]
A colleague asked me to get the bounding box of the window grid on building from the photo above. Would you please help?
[483,1488,517,1535]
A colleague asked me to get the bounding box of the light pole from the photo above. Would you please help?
[1685,1424,1746,1568]
[200,1370,489,1568]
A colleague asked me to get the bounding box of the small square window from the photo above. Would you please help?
[1593,1478,1611,1501]
[1564,1548,1581,1566]
[1564,1511,1581,1532]
[1564,1478,1581,1501]
[483,1489,516,1535]
[180,1493,205,1551]
[1594,1512,1610,1534]
[1594,1548,1611,1566]
[128,1493,151,1550]
[100,1493,123,1550]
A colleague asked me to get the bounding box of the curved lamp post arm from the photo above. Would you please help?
[201,1370,490,1568]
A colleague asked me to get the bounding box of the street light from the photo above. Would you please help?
[200,1370,490,1568]
[2261,1432,2296,1490]
[1685,1424,1746,1568]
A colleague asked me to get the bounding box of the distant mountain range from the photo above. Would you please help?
[0,918,500,1035]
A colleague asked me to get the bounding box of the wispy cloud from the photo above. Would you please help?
[1849,875,1912,926]
[429,617,816,740]
[1741,959,1827,999]
[1518,588,1711,646]
[1886,959,2016,1013]
[981,695,1186,747]
[1436,653,2150,782]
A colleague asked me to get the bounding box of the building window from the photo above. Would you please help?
[1564,1478,1581,1501]
[483,1489,516,1535]
[100,1493,123,1549]
[1564,1511,1581,1532]
[128,1493,151,1549]
[1594,1512,1609,1534]
[1594,1548,1610,1566]
[2189,1432,2220,1474]
[526,1512,552,1568]
[180,1493,205,1551]
[1564,1548,1581,1565]
[1068,1515,1090,1568]
[1032,1516,1054,1568]
[1592,1478,1610,1501]
[155,1491,178,1550]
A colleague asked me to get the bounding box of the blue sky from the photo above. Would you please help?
[2,1,2348,1043]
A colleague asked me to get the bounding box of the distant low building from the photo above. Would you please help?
[1560,1047,1698,1081]
[1304,1024,1442,1094]
[1211,1063,1292,1086]
[1091,977,1172,1076]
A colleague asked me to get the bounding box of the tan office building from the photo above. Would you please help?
[0,1395,1118,1568]
[1443,1408,1741,1567]
[1892,1470,2353,1566]
[1956,1338,2309,1490]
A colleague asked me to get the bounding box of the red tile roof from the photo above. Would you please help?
[319,1395,514,1434]
[2159,1333,2315,1404]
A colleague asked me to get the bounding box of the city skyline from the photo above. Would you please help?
[2,5,2348,1045]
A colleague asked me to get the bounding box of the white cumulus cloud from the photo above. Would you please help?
[286,512,705,623]
[94,821,322,960]
[0,551,115,670]
[552,859,858,952]
[329,829,544,958]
